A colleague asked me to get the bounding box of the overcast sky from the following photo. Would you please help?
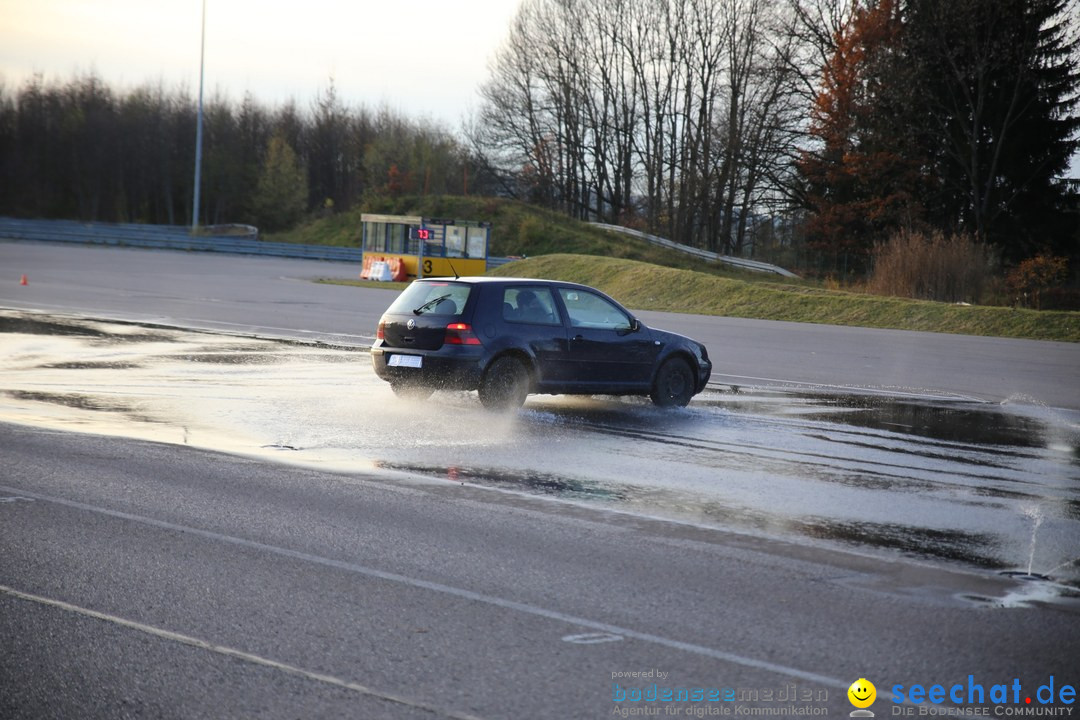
[0,0,523,128]
[2,0,1076,177]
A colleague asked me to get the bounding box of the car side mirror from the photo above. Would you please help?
[618,318,641,336]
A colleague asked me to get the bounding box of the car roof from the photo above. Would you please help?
[412,276,631,314]
[418,276,586,287]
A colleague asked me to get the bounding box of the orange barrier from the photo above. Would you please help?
[360,256,375,280]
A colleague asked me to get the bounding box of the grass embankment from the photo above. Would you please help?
[282,194,1079,342]
[268,195,769,279]
[490,254,1080,342]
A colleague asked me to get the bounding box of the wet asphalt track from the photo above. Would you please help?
[1,240,1079,718]
[1,310,1077,584]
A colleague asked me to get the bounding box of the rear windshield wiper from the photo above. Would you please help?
[413,293,451,315]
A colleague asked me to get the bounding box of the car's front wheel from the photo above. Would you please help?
[478,356,530,410]
[650,357,695,407]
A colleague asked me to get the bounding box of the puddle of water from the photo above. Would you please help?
[0,314,109,337]
[798,519,1006,569]
[167,352,290,365]
[2,308,1078,598]
[38,361,143,370]
[375,461,626,501]
[701,389,1056,450]
[6,389,140,415]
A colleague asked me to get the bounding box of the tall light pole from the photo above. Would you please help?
[191,0,206,233]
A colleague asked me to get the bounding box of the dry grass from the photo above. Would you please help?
[868,230,995,304]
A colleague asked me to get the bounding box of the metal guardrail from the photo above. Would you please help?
[0,217,367,263]
[485,256,514,269]
[0,217,518,270]
[589,222,798,278]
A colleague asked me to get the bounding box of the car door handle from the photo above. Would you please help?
[572,334,584,341]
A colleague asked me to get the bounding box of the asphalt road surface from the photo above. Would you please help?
[3,424,1077,719]
[1,239,1078,719]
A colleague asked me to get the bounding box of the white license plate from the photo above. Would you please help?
[388,354,422,368]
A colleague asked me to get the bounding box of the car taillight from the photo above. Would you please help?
[444,322,482,345]
[376,320,385,340]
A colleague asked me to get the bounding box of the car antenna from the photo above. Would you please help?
[447,258,460,279]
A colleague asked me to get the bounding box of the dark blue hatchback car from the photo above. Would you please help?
[371,277,711,409]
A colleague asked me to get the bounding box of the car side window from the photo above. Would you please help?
[502,287,560,326]
[558,289,632,331]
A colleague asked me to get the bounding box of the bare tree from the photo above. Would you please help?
[471,0,818,255]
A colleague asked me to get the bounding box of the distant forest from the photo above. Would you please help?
[0,76,484,233]
[2,0,1078,271]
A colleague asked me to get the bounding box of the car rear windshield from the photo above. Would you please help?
[386,281,472,317]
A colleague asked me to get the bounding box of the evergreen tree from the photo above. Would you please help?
[799,0,1080,265]
[252,133,308,232]
[905,0,1080,261]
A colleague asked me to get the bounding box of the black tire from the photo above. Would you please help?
[478,356,530,410]
[650,357,695,407]
[390,381,434,400]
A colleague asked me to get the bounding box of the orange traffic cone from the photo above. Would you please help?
[20,274,28,286]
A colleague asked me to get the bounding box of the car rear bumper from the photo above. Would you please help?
[371,344,486,389]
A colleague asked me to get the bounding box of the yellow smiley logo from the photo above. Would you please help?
[848,678,877,709]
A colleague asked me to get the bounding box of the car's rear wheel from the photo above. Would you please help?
[650,357,694,407]
[478,356,530,410]
[390,381,435,400]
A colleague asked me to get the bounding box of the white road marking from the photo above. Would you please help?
[1,484,848,690]
[562,632,624,644]
[0,582,484,720]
